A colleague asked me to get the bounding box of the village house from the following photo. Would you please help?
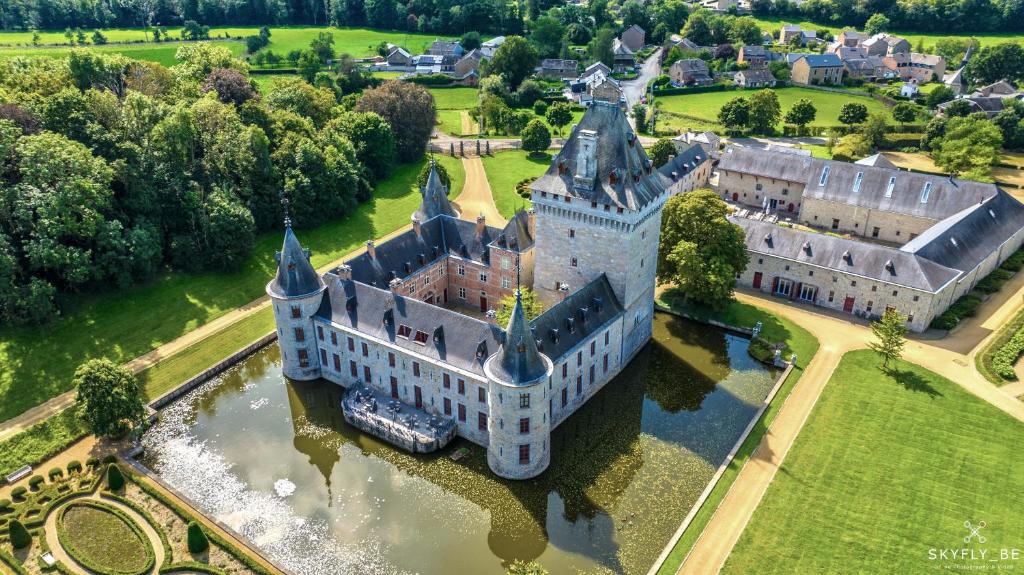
[790,53,843,85]
[735,68,776,88]
[453,49,483,80]
[386,46,413,67]
[737,44,767,67]
[428,40,464,58]
[665,35,702,54]
[480,36,505,58]
[884,52,946,83]
[612,38,636,72]
[861,33,911,56]
[778,25,816,46]
[539,59,580,79]
[673,130,721,155]
[836,30,865,47]
[669,58,713,86]
[620,24,646,52]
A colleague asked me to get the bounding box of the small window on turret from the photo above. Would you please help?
[290,306,301,318]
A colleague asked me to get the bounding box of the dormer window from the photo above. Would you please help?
[852,171,864,193]
[818,165,830,187]
[609,170,618,185]
[885,176,896,198]
[919,182,932,204]
[989,209,997,218]
[413,330,429,345]
[397,324,412,338]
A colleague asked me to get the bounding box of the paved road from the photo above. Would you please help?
[675,285,1024,575]
[622,48,662,111]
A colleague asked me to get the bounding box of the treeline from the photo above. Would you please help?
[0,0,525,36]
[0,43,435,325]
[752,0,1024,33]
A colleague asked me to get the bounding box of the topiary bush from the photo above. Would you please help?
[28,475,44,490]
[0,498,11,512]
[975,268,1014,294]
[187,521,210,553]
[106,463,124,491]
[47,467,64,481]
[532,99,548,116]
[66,460,82,474]
[86,456,100,469]
[8,519,31,549]
[10,486,27,501]
[102,454,117,465]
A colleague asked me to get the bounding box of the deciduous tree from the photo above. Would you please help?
[496,288,543,327]
[520,119,551,155]
[784,98,816,135]
[356,80,436,162]
[648,138,676,168]
[932,114,1003,180]
[748,89,781,134]
[838,102,868,125]
[869,308,907,369]
[491,36,538,89]
[545,102,574,136]
[74,358,145,438]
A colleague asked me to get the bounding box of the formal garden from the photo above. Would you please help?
[0,458,274,575]
[721,349,1024,573]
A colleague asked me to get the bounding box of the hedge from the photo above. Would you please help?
[653,83,737,96]
[56,501,155,575]
[1001,250,1024,272]
[930,294,982,330]
[975,268,1015,294]
[187,521,210,553]
[10,486,26,500]
[107,463,125,491]
[990,326,1024,380]
[0,548,30,575]
[406,74,454,86]
[159,563,226,574]
[9,519,31,549]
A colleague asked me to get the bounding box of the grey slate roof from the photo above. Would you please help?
[854,153,897,169]
[413,162,457,222]
[659,143,708,186]
[269,225,325,298]
[900,190,1024,275]
[316,278,503,376]
[796,53,843,68]
[529,274,623,362]
[488,289,549,384]
[718,146,819,183]
[492,210,535,253]
[733,217,960,292]
[530,101,674,211]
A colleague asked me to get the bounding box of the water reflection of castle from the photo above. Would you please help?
[282,318,732,571]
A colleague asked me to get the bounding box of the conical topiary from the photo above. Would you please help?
[9,519,31,549]
[106,463,124,491]
[187,521,209,553]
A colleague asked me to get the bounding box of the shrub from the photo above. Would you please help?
[66,460,82,474]
[10,486,26,501]
[990,327,1024,380]
[975,268,1014,294]
[106,463,124,491]
[930,294,982,330]
[8,519,31,549]
[1001,250,1024,272]
[187,521,210,553]
[47,467,63,480]
[86,456,100,469]
[102,454,117,464]
[532,99,548,116]
[0,498,11,511]
[28,475,44,490]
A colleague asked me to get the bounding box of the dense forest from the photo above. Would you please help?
[0,43,435,325]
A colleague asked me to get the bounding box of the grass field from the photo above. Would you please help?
[0,40,245,65]
[657,86,892,130]
[0,408,89,478]
[59,503,152,573]
[747,16,1022,50]
[481,151,550,218]
[722,350,1024,574]
[885,151,1024,189]
[654,290,819,575]
[0,155,463,423]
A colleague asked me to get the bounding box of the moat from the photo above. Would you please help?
[139,313,779,575]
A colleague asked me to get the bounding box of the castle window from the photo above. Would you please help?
[290,306,301,318]
[397,325,412,339]
[604,331,609,345]
[562,363,568,378]
[459,380,466,395]
[501,256,511,270]
[755,183,763,191]
[294,327,305,342]
[589,365,595,384]
[413,330,429,345]
[640,259,644,268]
[458,265,465,276]
[459,287,466,299]
[851,280,857,287]
[913,295,919,302]
[590,341,596,356]
[502,277,511,289]
[571,257,578,267]
[480,272,488,282]
[333,354,340,371]
[458,404,466,422]
[828,291,834,302]
[576,375,582,395]
[871,285,877,292]
[758,258,763,265]
[298,349,309,368]
[408,285,415,295]
[569,229,575,238]
[389,352,396,367]
[350,360,357,377]
[577,350,583,366]
[866,301,874,313]
[907,314,914,323]
[444,398,452,415]
[330,331,337,345]
[479,387,486,403]
[831,219,840,230]
[519,393,530,408]
[413,362,420,377]
[519,418,530,434]
[320,349,327,364]
[422,275,429,286]
[361,342,368,356]
[808,270,814,277]
[478,412,488,431]
[363,366,371,383]
[561,388,567,407]
[519,444,530,465]
[317,326,324,340]
[443,373,450,388]
[603,354,609,373]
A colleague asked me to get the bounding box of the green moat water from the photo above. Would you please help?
[140,313,778,574]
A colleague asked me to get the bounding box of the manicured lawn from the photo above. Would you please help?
[59,503,152,573]
[657,86,892,130]
[0,408,89,478]
[654,289,819,575]
[481,151,551,218]
[0,155,463,423]
[429,87,480,110]
[746,16,1021,50]
[723,350,1024,574]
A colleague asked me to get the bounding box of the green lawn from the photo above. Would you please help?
[0,155,464,423]
[429,87,480,110]
[481,151,551,218]
[747,15,1021,50]
[0,408,89,478]
[723,349,1024,574]
[0,40,245,65]
[59,502,152,573]
[657,86,892,130]
[654,289,819,575]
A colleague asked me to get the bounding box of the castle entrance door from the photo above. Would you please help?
[480,293,488,312]
[843,296,855,313]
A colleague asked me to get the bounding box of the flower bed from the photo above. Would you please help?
[56,501,155,575]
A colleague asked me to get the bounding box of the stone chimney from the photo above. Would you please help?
[336,264,352,280]
[476,214,486,238]
[366,240,376,259]
[411,215,422,237]
[527,209,536,239]
[573,129,598,191]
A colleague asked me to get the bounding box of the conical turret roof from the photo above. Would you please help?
[269,224,325,298]
[490,289,549,384]
[413,160,457,222]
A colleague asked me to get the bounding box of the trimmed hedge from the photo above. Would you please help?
[10,486,27,501]
[56,501,155,575]
[990,327,1024,380]
[9,519,31,549]
[407,74,455,86]
[159,563,226,574]
[975,268,1014,294]
[653,83,737,96]
[1001,250,1024,273]
[0,498,11,512]
[107,463,125,491]
[67,460,82,474]
[978,304,1024,385]
[930,294,982,330]
[0,548,30,575]
[47,467,63,480]
[28,475,44,490]
[187,521,210,553]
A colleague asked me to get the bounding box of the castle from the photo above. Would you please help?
[267,98,710,480]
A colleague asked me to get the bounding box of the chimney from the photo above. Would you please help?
[527,209,536,239]
[574,129,598,190]
[476,214,486,237]
[366,240,376,259]
[336,264,352,280]
[411,215,422,237]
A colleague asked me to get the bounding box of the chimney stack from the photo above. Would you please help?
[476,214,486,237]
[336,264,352,280]
[411,215,422,237]
[366,240,376,259]
[527,209,536,239]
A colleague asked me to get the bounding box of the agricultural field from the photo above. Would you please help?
[722,350,1024,574]
[656,86,893,130]
[747,16,1022,50]
[0,40,245,65]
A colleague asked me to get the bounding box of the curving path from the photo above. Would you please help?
[42,492,168,575]
[457,157,507,226]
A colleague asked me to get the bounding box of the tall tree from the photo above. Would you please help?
[648,138,676,168]
[784,98,816,135]
[966,42,1024,85]
[748,89,781,134]
[74,358,145,437]
[328,111,396,181]
[718,96,750,132]
[490,36,539,89]
[869,308,906,369]
[356,80,436,163]
[545,102,573,136]
[658,190,749,307]
[864,13,890,35]
[496,287,543,326]
[932,114,1003,180]
[838,102,868,125]
[520,119,551,155]
[588,27,617,68]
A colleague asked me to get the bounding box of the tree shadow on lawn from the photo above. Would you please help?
[887,367,943,398]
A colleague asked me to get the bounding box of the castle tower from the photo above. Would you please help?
[529,98,668,362]
[266,220,326,381]
[484,288,554,480]
[412,159,457,223]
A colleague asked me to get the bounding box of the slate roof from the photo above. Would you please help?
[613,38,634,56]
[659,143,708,186]
[718,146,819,183]
[581,61,612,79]
[900,191,1024,275]
[796,53,843,68]
[911,53,943,67]
[529,274,623,361]
[530,101,674,211]
[315,278,503,376]
[736,68,775,83]
[734,217,960,292]
[488,289,549,384]
[541,58,578,71]
[671,58,710,75]
[855,153,897,169]
[491,210,535,253]
[739,44,766,57]
[269,225,325,298]
[413,162,457,222]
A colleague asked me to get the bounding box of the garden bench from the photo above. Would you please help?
[5,465,31,484]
